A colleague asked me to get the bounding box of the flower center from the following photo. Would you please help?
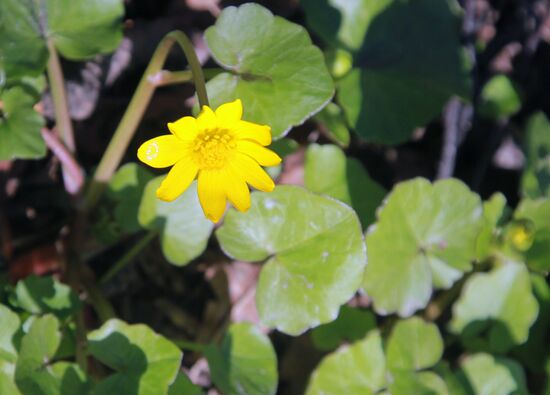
[192,128,236,170]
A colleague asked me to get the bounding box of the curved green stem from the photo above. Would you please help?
[84,30,209,211]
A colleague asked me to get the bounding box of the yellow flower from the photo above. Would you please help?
[137,99,281,222]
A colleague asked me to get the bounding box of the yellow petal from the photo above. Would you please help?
[237,140,282,167]
[234,120,272,146]
[167,116,199,141]
[223,168,251,212]
[197,105,217,130]
[215,99,243,123]
[198,170,227,222]
[156,158,198,202]
[232,152,275,192]
[137,135,188,168]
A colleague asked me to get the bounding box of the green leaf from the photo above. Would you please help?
[306,330,386,395]
[304,144,386,228]
[313,103,351,147]
[0,0,123,77]
[303,0,470,144]
[386,317,443,371]
[168,373,203,395]
[388,371,449,395]
[138,179,214,266]
[108,163,155,234]
[0,304,20,366]
[311,306,376,351]
[363,178,483,316]
[216,186,367,335]
[204,3,334,138]
[0,372,21,395]
[0,87,45,160]
[50,362,92,395]
[14,275,81,320]
[479,75,521,120]
[88,319,182,395]
[457,353,527,395]
[205,323,277,395]
[513,198,550,272]
[449,261,538,353]
[521,112,550,198]
[14,315,62,395]
[476,193,507,261]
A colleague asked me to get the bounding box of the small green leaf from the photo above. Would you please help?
[514,198,550,272]
[521,112,550,198]
[0,372,21,395]
[313,103,351,147]
[303,0,470,144]
[363,178,483,316]
[204,3,334,138]
[50,362,92,395]
[108,163,155,234]
[138,179,214,266]
[0,304,20,365]
[479,75,521,120]
[476,193,507,261]
[168,373,203,395]
[14,315,62,395]
[0,0,123,77]
[0,87,45,160]
[386,317,443,371]
[311,306,376,351]
[306,330,386,395]
[88,319,182,395]
[457,353,527,395]
[304,144,386,228]
[14,275,81,320]
[205,323,277,395]
[388,371,449,395]
[449,261,538,352]
[216,186,367,335]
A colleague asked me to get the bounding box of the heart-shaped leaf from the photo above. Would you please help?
[386,317,443,371]
[0,0,123,78]
[88,319,182,395]
[204,3,334,138]
[304,143,386,228]
[216,186,367,335]
[449,261,538,353]
[0,87,45,160]
[14,275,81,320]
[205,323,277,395]
[138,178,214,266]
[363,178,483,316]
[306,330,386,395]
[303,0,470,144]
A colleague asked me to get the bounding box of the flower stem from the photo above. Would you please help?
[84,30,208,212]
[99,231,157,285]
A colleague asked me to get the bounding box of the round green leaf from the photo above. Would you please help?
[216,186,367,335]
[388,371,449,395]
[14,275,82,320]
[304,144,386,228]
[311,306,376,351]
[363,178,483,316]
[479,75,521,120]
[0,0,123,76]
[205,323,277,395]
[88,319,182,395]
[108,163,155,234]
[386,317,443,371]
[0,304,20,366]
[138,178,214,266]
[204,3,334,138]
[457,354,527,395]
[0,87,45,160]
[513,198,550,272]
[449,261,538,353]
[15,315,62,395]
[306,330,386,395]
[303,0,470,144]
[521,112,550,198]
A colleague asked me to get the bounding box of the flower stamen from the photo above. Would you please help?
[192,128,236,170]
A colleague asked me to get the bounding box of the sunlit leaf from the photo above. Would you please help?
[217,186,366,335]
[479,75,521,120]
[204,3,334,138]
[476,193,506,261]
[521,112,550,198]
